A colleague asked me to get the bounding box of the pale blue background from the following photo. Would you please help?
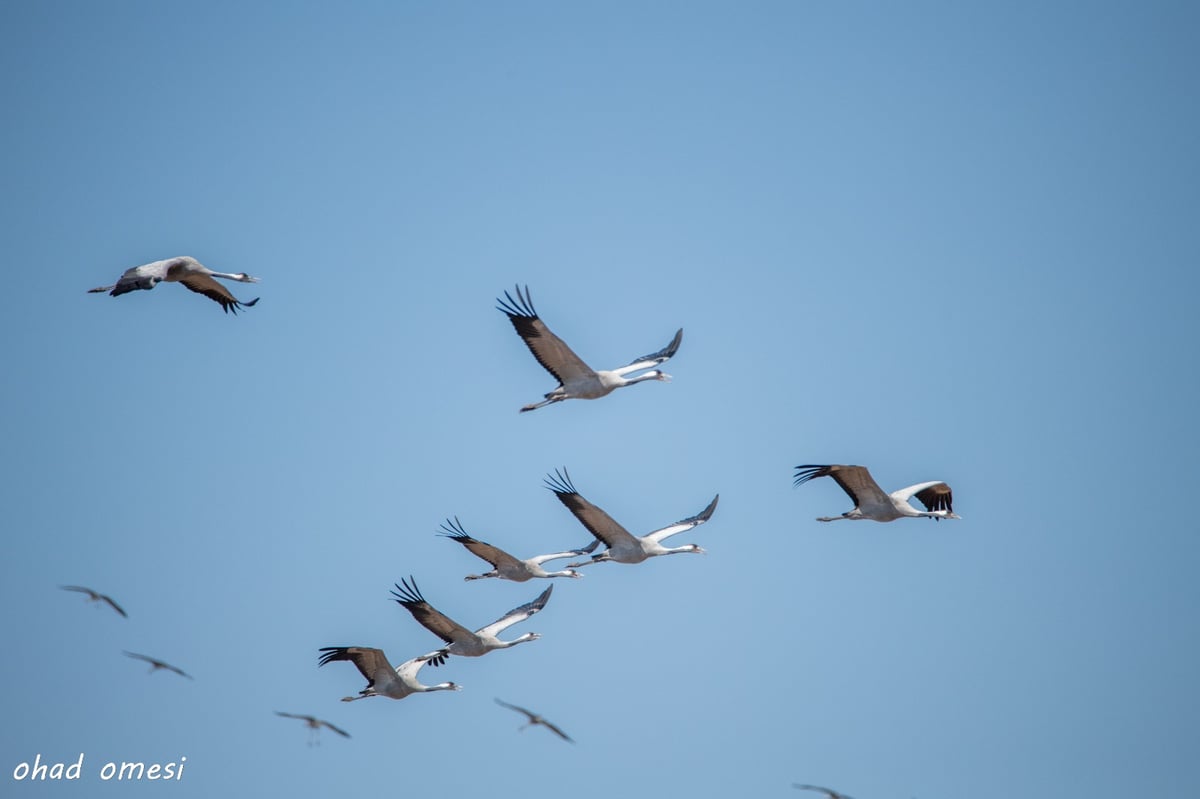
[2,2,1197,797]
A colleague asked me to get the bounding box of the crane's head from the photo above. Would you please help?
[653,370,672,383]
[234,273,260,283]
[564,569,584,579]
[687,544,706,555]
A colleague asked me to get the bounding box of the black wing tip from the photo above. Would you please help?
[665,327,683,355]
[438,517,473,541]
[317,647,350,668]
[543,466,577,495]
[496,284,537,319]
[793,464,833,487]
[390,575,424,605]
[699,493,720,519]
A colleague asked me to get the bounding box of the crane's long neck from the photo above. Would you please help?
[418,682,458,692]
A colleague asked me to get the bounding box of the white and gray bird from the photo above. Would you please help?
[793,784,857,799]
[59,585,127,618]
[390,577,551,666]
[274,712,351,744]
[439,516,598,582]
[543,468,718,567]
[793,464,959,522]
[494,698,574,743]
[123,651,193,679]
[88,256,260,314]
[497,284,682,412]
[317,647,460,702]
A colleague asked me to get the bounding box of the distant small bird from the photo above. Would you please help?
[317,647,461,702]
[542,468,718,567]
[793,785,856,799]
[88,256,260,314]
[439,516,599,581]
[274,712,350,744]
[497,284,682,412]
[123,651,193,679]
[59,585,127,618]
[494,698,574,743]
[793,464,959,522]
[391,576,551,666]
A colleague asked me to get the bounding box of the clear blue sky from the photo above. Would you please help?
[2,2,1197,797]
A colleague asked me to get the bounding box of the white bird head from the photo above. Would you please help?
[234,273,260,283]
[564,569,584,579]
[653,370,672,383]
[688,544,706,555]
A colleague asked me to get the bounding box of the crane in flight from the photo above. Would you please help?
[391,577,552,666]
[88,256,260,314]
[497,284,681,412]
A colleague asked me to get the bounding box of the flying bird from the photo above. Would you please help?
[88,256,260,314]
[123,651,193,679]
[543,468,718,567]
[793,464,960,522]
[497,284,682,412]
[58,585,127,618]
[494,698,574,743]
[317,647,461,702]
[439,516,599,581]
[274,712,350,744]
[793,785,857,799]
[391,577,551,666]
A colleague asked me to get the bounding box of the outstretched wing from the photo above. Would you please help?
[794,464,888,508]
[644,494,720,544]
[319,719,352,738]
[497,285,594,384]
[528,537,600,565]
[476,584,553,638]
[611,328,683,376]
[439,518,522,571]
[544,468,639,549]
[391,577,474,645]
[178,274,259,314]
[912,482,954,514]
[318,646,393,687]
[793,785,855,799]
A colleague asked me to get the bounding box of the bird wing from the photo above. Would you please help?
[59,585,96,597]
[539,719,574,743]
[101,594,128,618]
[274,711,312,722]
[903,481,955,514]
[439,518,522,570]
[318,646,394,688]
[793,785,854,799]
[393,653,435,682]
[644,494,720,544]
[611,328,683,376]
[544,469,639,549]
[164,661,193,679]
[319,719,352,738]
[178,274,258,314]
[497,285,595,384]
[794,464,889,508]
[476,584,553,637]
[391,577,475,645]
[494,697,537,721]
[106,262,168,296]
[528,537,601,565]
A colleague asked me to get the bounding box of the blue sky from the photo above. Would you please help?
[2,2,1197,797]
